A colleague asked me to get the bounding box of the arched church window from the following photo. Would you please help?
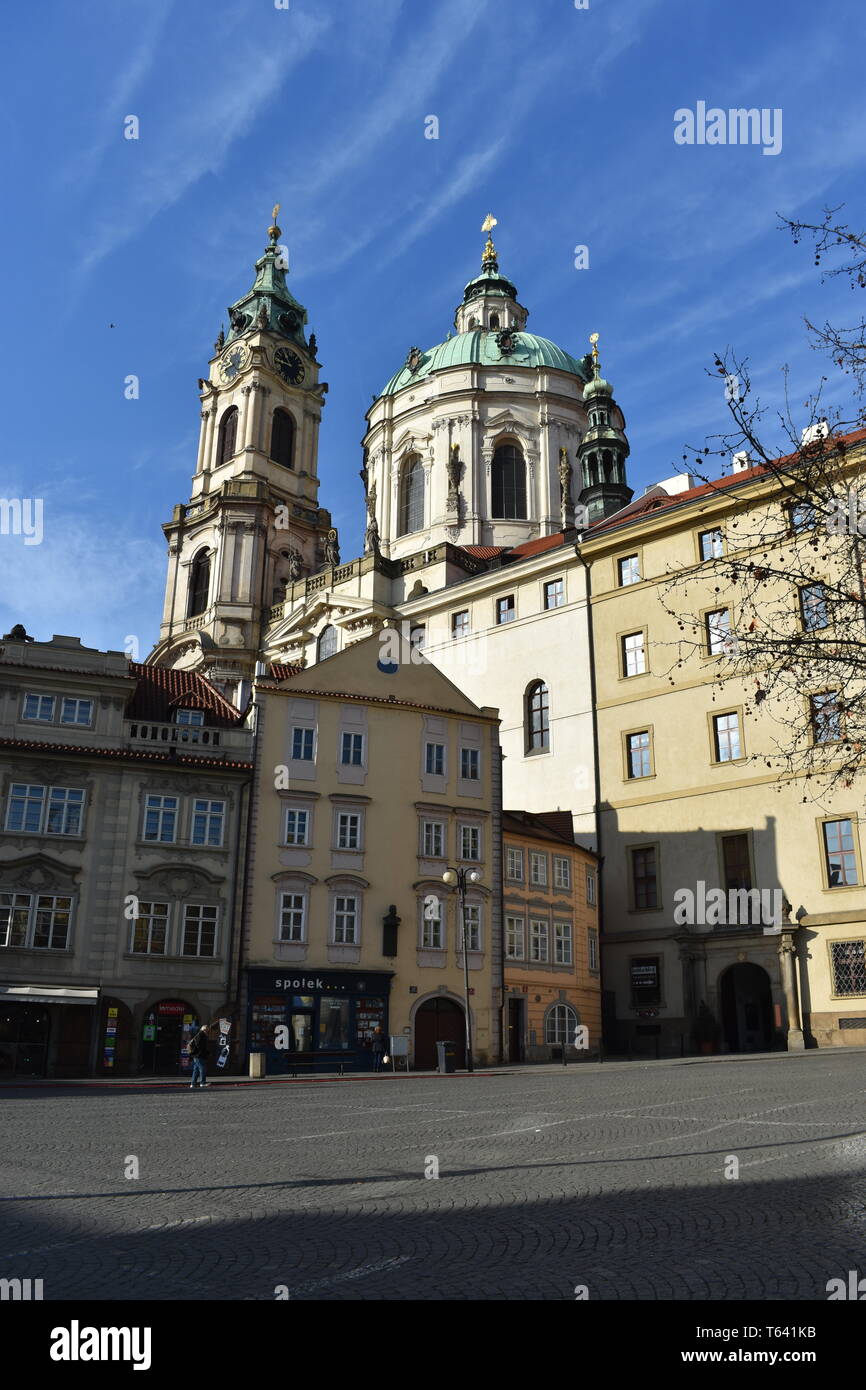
[216,407,238,466]
[602,450,614,481]
[270,408,295,469]
[489,313,500,329]
[317,625,338,662]
[491,443,527,519]
[468,316,478,329]
[187,549,211,618]
[525,680,550,753]
[399,455,425,536]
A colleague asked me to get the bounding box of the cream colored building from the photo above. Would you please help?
[241,632,502,1069]
[584,442,866,1053]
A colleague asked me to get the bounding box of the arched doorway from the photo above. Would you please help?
[720,963,773,1053]
[141,1000,199,1076]
[414,997,465,1070]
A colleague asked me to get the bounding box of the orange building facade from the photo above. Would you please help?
[502,811,601,1062]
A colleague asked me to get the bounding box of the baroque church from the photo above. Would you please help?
[151,214,634,842]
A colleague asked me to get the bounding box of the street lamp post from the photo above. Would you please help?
[442,866,480,1073]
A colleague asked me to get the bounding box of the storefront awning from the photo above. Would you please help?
[0,985,99,1006]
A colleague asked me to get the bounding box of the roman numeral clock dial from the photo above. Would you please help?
[273,347,305,385]
[218,342,249,384]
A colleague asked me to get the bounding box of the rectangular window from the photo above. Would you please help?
[554,856,571,889]
[284,808,310,846]
[31,895,72,950]
[61,698,93,726]
[191,798,225,847]
[337,812,361,851]
[460,824,480,861]
[174,708,204,726]
[292,727,315,761]
[46,788,84,836]
[505,914,525,960]
[22,693,55,722]
[830,940,866,995]
[6,783,46,833]
[463,903,481,952]
[333,896,358,944]
[132,902,169,955]
[699,528,724,560]
[544,578,565,610]
[586,871,596,905]
[626,730,652,779]
[705,608,732,655]
[630,957,661,1006]
[721,833,752,891]
[506,847,524,882]
[452,610,470,638]
[800,584,829,631]
[824,819,859,887]
[0,892,31,948]
[530,919,549,963]
[341,732,364,766]
[621,631,646,677]
[811,692,841,744]
[279,893,306,942]
[588,929,599,972]
[496,595,515,624]
[789,501,817,534]
[422,897,443,949]
[530,851,548,886]
[554,922,573,965]
[617,554,640,586]
[631,847,658,909]
[425,741,445,776]
[713,711,742,762]
[422,821,445,858]
[143,794,178,843]
[460,747,480,780]
[182,904,218,957]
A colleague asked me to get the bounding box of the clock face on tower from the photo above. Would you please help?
[273,347,305,385]
[218,343,249,384]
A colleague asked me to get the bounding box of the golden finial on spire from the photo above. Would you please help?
[590,331,600,371]
[268,202,282,243]
[481,212,498,266]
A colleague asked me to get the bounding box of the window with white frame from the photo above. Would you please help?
[5,784,45,833]
[292,727,315,761]
[452,610,470,638]
[61,698,93,726]
[462,903,481,952]
[544,578,564,609]
[586,871,597,905]
[333,895,358,944]
[530,919,549,963]
[279,893,306,942]
[337,812,362,851]
[554,922,573,965]
[174,708,204,726]
[496,595,515,625]
[0,892,30,947]
[505,914,525,959]
[699,528,724,561]
[1,893,74,951]
[460,747,480,781]
[588,929,600,972]
[705,608,732,655]
[422,820,445,858]
[506,847,524,881]
[341,732,364,766]
[22,693,55,722]
[46,788,85,836]
[621,631,647,677]
[421,895,443,948]
[5,784,85,836]
[617,555,640,587]
[143,794,178,843]
[460,824,480,860]
[530,852,548,886]
[425,741,445,776]
[283,807,310,846]
[545,1002,578,1045]
[182,904,218,957]
[191,799,225,847]
[554,856,571,889]
[713,711,742,762]
[132,902,169,955]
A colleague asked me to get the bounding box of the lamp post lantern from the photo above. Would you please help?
[442,866,481,1072]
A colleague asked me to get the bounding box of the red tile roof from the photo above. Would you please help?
[269,662,304,682]
[503,808,578,846]
[0,737,252,771]
[459,546,507,559]
[126,663,243,727]
[509,532,568,559]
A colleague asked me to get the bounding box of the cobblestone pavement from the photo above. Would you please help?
[1,1051,865,1300]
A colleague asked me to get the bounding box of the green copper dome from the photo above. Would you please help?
[379,330,590,398]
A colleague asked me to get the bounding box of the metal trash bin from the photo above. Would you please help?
[436,1040,457,1074]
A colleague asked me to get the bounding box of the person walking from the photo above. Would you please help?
[188,1024,210,1089]
[371,1027,386,1073]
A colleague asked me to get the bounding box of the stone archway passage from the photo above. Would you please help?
[414,997,466,1070]
[720,963,774,1053]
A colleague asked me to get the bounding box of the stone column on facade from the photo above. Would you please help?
[202,406,218,481]
[196,407,212,475]
[241,385,257,451]
[537,405,552,528]
[256,385,271,453]
[778,931,805,1050]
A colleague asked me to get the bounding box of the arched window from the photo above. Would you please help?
[216,407,238,466]
[317,625,337,662]
[491,443,527,519]
[270,408,295,469]
[525,680,549,753]
[187,549,211,618]
[545,1002,578,1046]
[399,455,425,536]
[489,312,500,329]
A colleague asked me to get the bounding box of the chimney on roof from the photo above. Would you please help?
[801,419,829,445]
[644,474,696,496]
[731,450,751,473]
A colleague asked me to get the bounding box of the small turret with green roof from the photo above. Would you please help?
[577,335,633,523]
[223,205,310,347]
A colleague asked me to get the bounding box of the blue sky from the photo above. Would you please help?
[2,0,865,654]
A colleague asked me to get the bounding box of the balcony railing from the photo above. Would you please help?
[125,721,253,760]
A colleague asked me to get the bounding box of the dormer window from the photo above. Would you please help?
[175,709,205,727]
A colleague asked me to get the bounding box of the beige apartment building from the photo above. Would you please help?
[241,630,502,1070]
[583,435,866,1054]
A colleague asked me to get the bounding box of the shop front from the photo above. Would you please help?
[247,969,393,1073]
[140,999,199,1076]
[0,985,99,1078]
